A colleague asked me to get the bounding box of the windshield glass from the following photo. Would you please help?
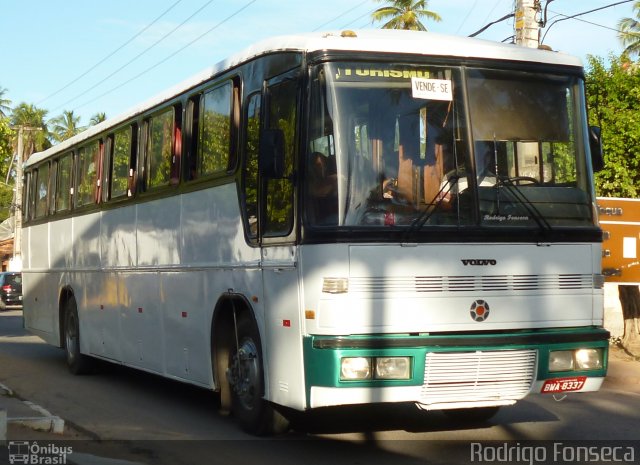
[305,62,595,232]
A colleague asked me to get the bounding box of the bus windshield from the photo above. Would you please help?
[305,62,595,232]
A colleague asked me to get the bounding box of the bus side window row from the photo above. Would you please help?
[23,79,237,223]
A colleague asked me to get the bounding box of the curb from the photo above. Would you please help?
[10,400,65,434]
[0,382,65,438]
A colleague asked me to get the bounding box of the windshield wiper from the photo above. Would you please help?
[496,176,553,233]
[403,174,461,240]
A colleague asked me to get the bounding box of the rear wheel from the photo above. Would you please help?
[227,314,288,435]
[63,296,94,375]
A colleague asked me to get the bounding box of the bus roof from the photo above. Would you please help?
[27,29,583,167]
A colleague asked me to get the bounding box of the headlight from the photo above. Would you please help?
[575,348,603,370]
[340,357,371,380]
[549,349,604,372]
[549,350,574,372]
[375,357,411,380]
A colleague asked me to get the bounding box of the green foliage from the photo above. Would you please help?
[0,183,13,222]
[199,84,232,176]
[50,110,84,143]
[372,0,441,31]
[111,128,131,198]
[10,103,51,156]
[148,110,174,188]
[586,54,640,197]
[618,1,640,57]
[0,119,15,181]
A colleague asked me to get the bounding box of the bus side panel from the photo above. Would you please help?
[22,224,58,340]
[119,271,164,372]
[160,271,211,385]
[101,205,137,268]
[72,212,101,270]
[137,195,180,267]
[180,184,246,265]
[51,216,74,270]
[22,271,60,345]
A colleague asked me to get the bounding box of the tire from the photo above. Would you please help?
[227,314,289,435]
[63,296,94,375]
[443,406,500,423]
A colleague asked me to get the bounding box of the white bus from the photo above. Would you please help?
[22,29,609,435]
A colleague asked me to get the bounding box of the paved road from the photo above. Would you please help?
[1,310,639,464]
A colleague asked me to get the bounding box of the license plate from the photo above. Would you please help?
[541,376,587,393]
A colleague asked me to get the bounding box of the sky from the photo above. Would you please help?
[0,0,635,126]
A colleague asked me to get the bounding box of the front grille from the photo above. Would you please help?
[420,349,537,405]
[347,274,594,293]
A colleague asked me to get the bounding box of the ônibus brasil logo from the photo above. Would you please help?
[470,300,490,322]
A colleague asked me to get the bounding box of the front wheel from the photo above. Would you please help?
[227,314,288,435]
[63,296,94,375]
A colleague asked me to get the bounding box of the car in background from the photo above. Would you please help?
[0,272,22,310]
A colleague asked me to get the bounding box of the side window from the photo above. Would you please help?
[243,93,260,240]
[264,78,298,237]
[49,160,58,216]
[56,153,72,212]
[76,141,100,207]
[145,108,176,189]
[34,162,50,219]
[24,171,35,221]
[199,82,232,176]
[110,126,135,199]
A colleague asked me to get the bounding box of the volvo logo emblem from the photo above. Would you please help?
[470,300,490,322]
[461,259,497,266]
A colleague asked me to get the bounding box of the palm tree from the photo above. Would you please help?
[50,110,84,143]
[0,87,11,118]
[89,112,107,126]
[10,103,51,160]
[372,0,441,31]
[618,1,640,57]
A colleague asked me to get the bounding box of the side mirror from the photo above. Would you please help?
[589,126,604,172]
[259,129,285,179]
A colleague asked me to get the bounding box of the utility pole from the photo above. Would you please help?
[11,126,40,271]
[514,0,540,48]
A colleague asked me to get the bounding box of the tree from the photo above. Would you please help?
[50,110,84,143]
[10,103,51,159]
[0,119,15,222]
[0,87,11,119]
[586,54,640,356]
[371,0,441,31]
[90,112,107,126]
[618,1,640,57]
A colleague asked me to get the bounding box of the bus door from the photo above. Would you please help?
[257,71,305,408]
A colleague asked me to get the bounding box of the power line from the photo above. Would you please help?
[456,0,479,34]
[541,0,634,44]
[313,0,370,31]
[37,0,183,106]
[50,0,218,114]
[469,12,515,37]
[72,0,257,113]
[340,8,377,29]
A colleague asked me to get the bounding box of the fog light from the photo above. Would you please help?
[549,350,574,372]
[340,357,371,380]
[375,357,411,379]
[575,348,603,370]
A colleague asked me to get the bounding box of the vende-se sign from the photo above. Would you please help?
[411,77,452,101]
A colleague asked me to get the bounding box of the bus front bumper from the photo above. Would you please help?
[303,328,609,409]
